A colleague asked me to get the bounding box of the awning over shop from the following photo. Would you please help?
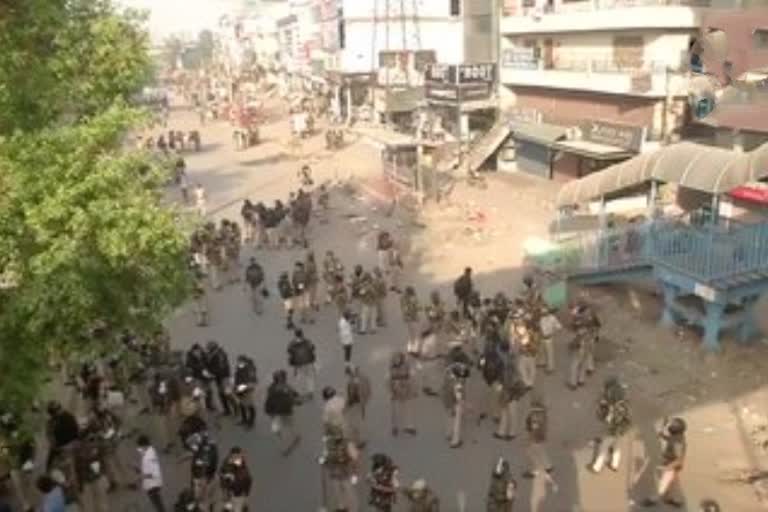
[385,88,425,113]
[556,141,768,207]
[512,122,568,146]
[553,139,635,161]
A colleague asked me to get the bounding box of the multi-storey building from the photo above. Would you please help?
[322,0,498,133]
[496,0,747,179]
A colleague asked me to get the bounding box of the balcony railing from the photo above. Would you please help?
[502,53,671,74]
[515,0,712,16]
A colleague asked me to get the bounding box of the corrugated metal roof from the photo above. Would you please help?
[556,141,768,207]
[512,122,568,146]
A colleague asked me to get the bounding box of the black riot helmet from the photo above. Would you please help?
[699,499,720,512]
[667,417,687,435]
[603,376,625,402]
[322,386,336,401]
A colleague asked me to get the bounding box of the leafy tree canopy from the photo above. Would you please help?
[0,0,193,412]
[0,106,193,409]
[0,0,153,134]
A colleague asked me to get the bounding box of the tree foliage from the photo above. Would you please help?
[0,107,193,408]
[0,1,193,410]
[0,0,153,134]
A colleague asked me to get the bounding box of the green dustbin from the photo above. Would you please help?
[543,280,567,308]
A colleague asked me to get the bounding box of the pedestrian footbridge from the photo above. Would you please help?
[534,215,768,351]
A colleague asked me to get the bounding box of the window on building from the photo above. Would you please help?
[522,0,536,6]
[450,0,461,16]
[338,19,346,49]
[470,15,492,34]
[379,51,398,68]
[414,50,436,71]
[754,29,768,50]
[612,35,644,70]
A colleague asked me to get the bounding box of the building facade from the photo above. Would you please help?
[496,0,747,179]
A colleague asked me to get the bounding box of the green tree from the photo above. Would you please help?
[0,0,152,134]
[0,106,193,408]
[0,0,194,411]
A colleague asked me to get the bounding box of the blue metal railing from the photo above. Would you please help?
[559,217,768,284]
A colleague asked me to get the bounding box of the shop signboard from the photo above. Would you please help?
[456,63,496,84]
[459,83,492,102]
[425,63,496,85]
[426,85,459,102]
[580,120,644,153]
[729,184,768,205]
[502,48,539,70]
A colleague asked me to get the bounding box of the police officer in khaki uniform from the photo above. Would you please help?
[204,226,223,290]
[349,265,365,324]
[400,287,421,355]
[330,274,350,319]
[401,479,440,512]
[345,366,371,448]
[425,291,446,339]
[372,267,388,328]
[494,347,526,441]
[319,423,360,512]
[568,302,600,389]
[511,319,538,390]
[322,250,343,304]
[643,417,687,508]
[486,458,516,512]
[388,352,417,437]
[442,345,471,448]
[292,261,312,324]
[192,265,209,326]
[305,250,320,311]
[523,396,556,491]
[358,272,377,335]
[589,377,631,474]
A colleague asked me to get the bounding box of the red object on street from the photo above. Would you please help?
[729,185,768,205]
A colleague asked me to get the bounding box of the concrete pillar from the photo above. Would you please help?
[733,130,744,153]
[659,282,678,328]
[647,180,658,216]
[703,301,725,351]
[739,296,759,344]
[346,83,353,126]
[598,196,608,230]
[460,114,470,140]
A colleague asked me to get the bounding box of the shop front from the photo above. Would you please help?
[326,71,375,122]
[551,120,642,181]
[372,86,425,130]
[424,63,498,142]
[511,122,569,179]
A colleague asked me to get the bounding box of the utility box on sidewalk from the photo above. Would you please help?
[522,237,569,308]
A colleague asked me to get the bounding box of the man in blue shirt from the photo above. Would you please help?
[37,475,66,512]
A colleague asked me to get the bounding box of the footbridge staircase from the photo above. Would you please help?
[542,216,768,350]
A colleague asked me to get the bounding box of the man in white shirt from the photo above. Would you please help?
[137,435,167,512]
[539,307,562,374]
[338,311,355,366]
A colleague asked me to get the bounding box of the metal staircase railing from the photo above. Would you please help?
[554,217,768,286]
[651,217,768,283]
[549,223,651,276]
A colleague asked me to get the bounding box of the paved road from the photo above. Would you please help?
[128,101,756,512]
